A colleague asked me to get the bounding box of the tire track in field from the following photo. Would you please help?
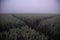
[12,14,60,40]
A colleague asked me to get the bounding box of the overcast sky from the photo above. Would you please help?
[0,0,60,14]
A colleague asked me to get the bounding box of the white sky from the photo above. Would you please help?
[0,0,60,14]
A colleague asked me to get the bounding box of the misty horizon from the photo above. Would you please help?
[0,0,60,14]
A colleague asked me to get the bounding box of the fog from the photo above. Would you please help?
[0,0,60,14]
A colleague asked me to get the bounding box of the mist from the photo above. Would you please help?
[0,0,60,14]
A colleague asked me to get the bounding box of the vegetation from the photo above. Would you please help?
[0,14,60,40]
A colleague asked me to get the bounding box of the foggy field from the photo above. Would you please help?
[0,14,60,40]
[0,0,60,40]
[0,14,59,23]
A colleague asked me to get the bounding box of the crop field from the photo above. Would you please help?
[0,14,60,40]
